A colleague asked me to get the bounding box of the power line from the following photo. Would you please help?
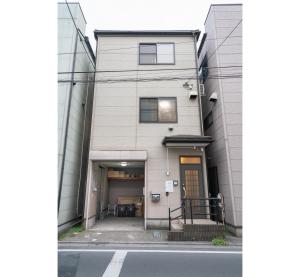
[205,35,242,41]
[58,65,242,75]
[58,74,242,84]
[96,40,198,53]
[206,19,242,62]
[64,0,95,68]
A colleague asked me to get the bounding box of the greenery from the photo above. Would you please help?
[212,237,226,246]
[58,224,85,240]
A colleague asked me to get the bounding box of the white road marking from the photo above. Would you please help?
[58,249,242,255]
[102,250,127,277]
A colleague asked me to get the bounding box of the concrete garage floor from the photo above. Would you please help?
[90,217,144,231]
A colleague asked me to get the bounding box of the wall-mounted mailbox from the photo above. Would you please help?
[151,193,160,202]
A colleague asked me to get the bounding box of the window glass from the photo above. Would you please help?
[140,97,177,123]
[158,98,177,122]
[180,157,201,164]
[140,44,156,54]
[140,98,158,122]
[157,44,174,64]
[139,54,156,64]
[139,43,175,64]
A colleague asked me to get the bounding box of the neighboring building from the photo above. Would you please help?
[57,2,95,232]
[84,30,218,232]
[198,4,242,236]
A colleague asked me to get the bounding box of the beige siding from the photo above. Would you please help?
[89,34,206,226]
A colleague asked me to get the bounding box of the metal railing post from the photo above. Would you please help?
[190,199,193,224]
[216,199,219,225]
[168,208,171,231]
[183,200,186,224]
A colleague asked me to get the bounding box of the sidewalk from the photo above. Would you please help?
[59,229,242,246]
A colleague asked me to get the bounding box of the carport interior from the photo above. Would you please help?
[88,161,145,231]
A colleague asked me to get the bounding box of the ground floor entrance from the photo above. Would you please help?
[84,160,145,230]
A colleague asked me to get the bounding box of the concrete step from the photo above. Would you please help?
[168,224,225,241]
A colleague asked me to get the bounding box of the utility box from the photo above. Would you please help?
[151,193,160,202]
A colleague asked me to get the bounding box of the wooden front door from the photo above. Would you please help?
[179,156,206,219]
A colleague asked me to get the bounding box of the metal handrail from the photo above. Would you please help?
[168,197,224,231]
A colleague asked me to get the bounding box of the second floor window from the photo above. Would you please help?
[140,97,177,123]
[139,43,175,64]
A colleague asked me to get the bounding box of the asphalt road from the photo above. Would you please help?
[58,245,242,277]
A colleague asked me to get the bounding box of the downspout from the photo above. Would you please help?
[192,32,204,136]
[76,70,90,216]
[58,30,79,213]
[83,36,98,226]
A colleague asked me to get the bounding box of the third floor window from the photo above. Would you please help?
[139,43,175,65]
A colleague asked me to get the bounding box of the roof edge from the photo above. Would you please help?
[204,3,243,25]
[58,2,87,25]
[94,30,200,40]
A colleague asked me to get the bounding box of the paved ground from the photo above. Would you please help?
[58,244,242,277]
[59,229,242,246]
[90,217,144,231]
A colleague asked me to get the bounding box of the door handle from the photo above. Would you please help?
[183,186,186,198]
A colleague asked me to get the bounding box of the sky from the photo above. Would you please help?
[78,0,243,51]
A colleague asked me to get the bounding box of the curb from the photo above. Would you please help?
[58,240,242,247]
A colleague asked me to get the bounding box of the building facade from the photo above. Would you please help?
[198,4,242,236]
[84,30,215,230]
[58,2,95,232]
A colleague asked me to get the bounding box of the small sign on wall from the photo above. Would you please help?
[165,180,174,192]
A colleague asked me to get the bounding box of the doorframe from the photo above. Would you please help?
[178,153,210,217]
[178,155,204,200]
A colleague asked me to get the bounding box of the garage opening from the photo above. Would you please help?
[87,161,145,231]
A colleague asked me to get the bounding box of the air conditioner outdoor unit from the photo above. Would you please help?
[189,90,198,100]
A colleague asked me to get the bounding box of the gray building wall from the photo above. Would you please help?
[58,3,95,230]
[198,4,242,235]
[87,32,209,229]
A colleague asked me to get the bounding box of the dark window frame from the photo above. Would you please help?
[139,43,175,65]
[139,97,178,123]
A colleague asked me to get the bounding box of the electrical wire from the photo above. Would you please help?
[64,0,95,68]
[58,65,242,75]
[206,19,242,63]
[58,74,242,84]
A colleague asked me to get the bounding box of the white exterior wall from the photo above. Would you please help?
[199,4,242,234]
[88,34,207,228]
[58,3,95,229]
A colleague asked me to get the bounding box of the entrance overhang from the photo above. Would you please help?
[89,150,147,161]
[162,135,214,148]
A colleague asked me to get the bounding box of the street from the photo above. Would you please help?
[58,244,242,277]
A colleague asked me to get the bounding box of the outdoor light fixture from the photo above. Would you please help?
[120,162,127,167]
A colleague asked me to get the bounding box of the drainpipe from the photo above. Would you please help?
[58,30,79,213]
[76,70,90,216]
[192,31,204,136]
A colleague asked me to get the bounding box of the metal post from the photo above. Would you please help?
[216,199,219,225]
[168,208,171,231]
[190,199,193,225]
[183,200,186,224]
